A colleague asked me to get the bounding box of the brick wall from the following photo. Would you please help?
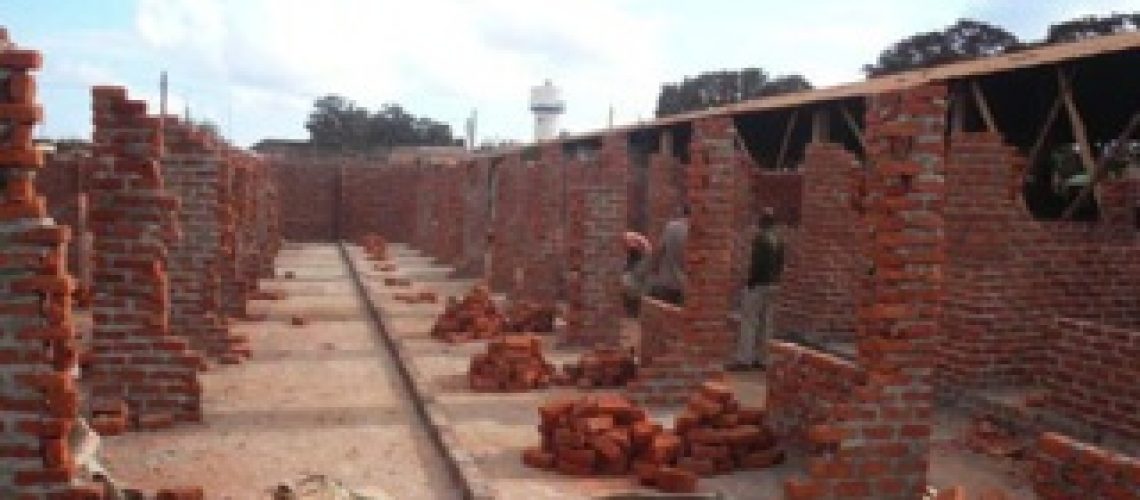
[938,132,1140,397]
[766,341,861,446]
[273,158,338,241]
[562,136,627,347]
[0,34,90,496]
[1033,432,1140,499]
[774,143,867,344]
[754,170,803,225]
[89,85,203,427]
[1042,317,1140,441]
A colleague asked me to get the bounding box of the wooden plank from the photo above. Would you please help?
[775,109,798,171]
[838,105,866,151]
[1027,95,1063,170]
[1061,111,1140,219]
[1057,68,1097,173]
[970,80,998,133]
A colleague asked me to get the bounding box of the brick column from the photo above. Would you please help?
[89,85,202,428]
[162,121,248,361]
[786,85,947,499]
[459,159,491,278]
[646,134,683,242]
[627,117,738,405]
[524,144,565,305]
[0,32,91,496]
[562,136,627,347]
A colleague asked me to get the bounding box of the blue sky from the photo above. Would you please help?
[1,0,1135,147]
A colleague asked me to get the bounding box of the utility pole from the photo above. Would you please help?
[608,105,614,129]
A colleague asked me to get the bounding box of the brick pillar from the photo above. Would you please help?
[786,85,947,499]
[222,155,252,319]
[490,155,521,292]
[459,159,491,278]
[162,121,249,361]
[646,134,683,242]
[89,85,202,427]
[562,136,627,347]
[522,144,565,305]
[628,117,738,405]
[0,33,90,496]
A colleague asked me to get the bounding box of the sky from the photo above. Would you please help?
[1,0,1136,147]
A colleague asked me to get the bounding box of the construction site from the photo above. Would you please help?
[1,22,1139,500]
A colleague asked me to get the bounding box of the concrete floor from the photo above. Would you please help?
[98,244,461,499]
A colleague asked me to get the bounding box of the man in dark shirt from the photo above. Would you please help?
[729,207,784,371]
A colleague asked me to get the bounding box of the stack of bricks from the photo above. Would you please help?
[558,346,637,388]
[628,117,737,406]
[88,85,203,428]
[562,135,627,347]
[0,30,93,496]
[673,381,783,476]
[783,85,948,499]
[1032,432,1140,499]
[766,341,861,448]
[162,119,248,362]
[37,145,93,305]
[468,334,556,391]
[773,141,867,343]
[430,285,505,342]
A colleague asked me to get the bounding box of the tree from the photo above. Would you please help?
[655,68,812,118]
[304,95,459,151]
[1045,13,1140,43]
[863,19,1022,77]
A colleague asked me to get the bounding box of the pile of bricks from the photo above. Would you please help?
[524,393,700,493]
[430,285,505,342]
[360,232,388,261]
[468,334,556,391]
[392,291,437,304]
[673,381,783,476]
[558,347,637,388]
[504,300,556,333]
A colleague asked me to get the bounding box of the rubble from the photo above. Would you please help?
[430,284,505,342]
[672,381,783,476]
[468,334,556,392]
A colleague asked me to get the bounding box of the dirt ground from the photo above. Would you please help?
[366,243,1036,500]
[97,244,461,499]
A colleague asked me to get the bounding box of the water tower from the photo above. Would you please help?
[529,79,564,142]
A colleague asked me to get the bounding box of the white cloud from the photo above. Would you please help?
[131,0,666,143]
